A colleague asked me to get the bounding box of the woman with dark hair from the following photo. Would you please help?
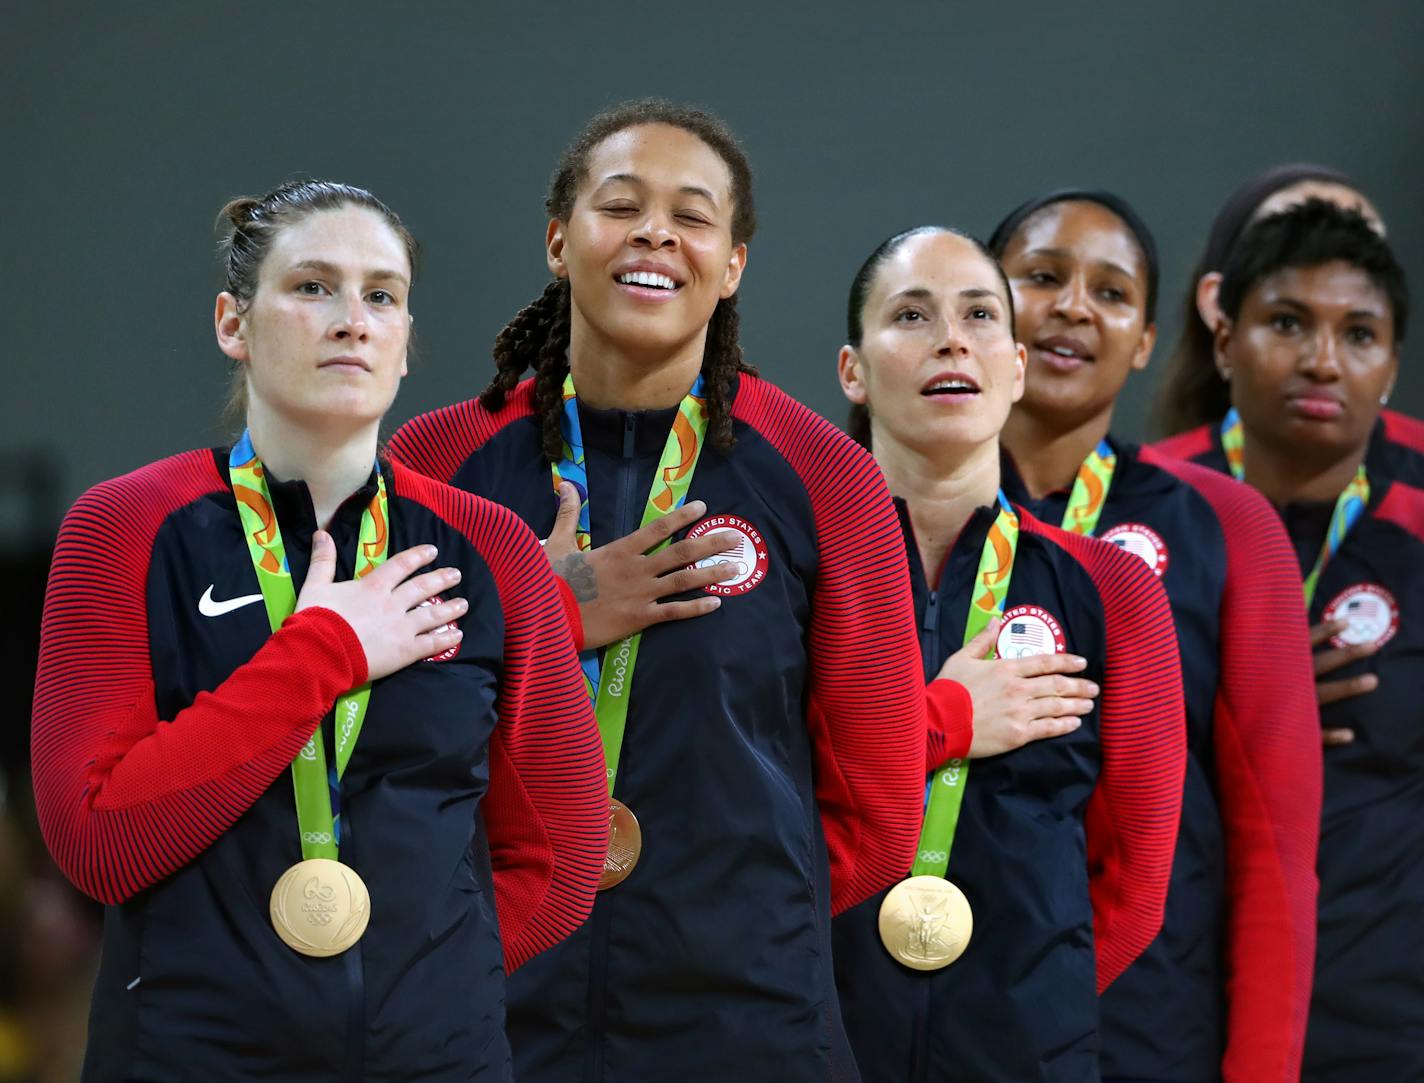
[828,225,1186,1083]
[31,179,608,1080]
[987,190,1321,1083]
[389,101,937,1082]
[1153,163,1382,437]
[1153,198,1420,1082]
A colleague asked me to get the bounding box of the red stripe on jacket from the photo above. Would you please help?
[1019,511,1186,993]
[1382,408,1424,456]
[1151,425,1214,462]
[386,383,536,483]
[732,376,926,915]
[1143,447,1321,1082]
[30,451,369,905]
[392,463,605,971]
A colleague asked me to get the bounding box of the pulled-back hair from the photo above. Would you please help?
[844,226,1014,449]
[216,178,418,420]
[217,178,419,311]
[1216,198,1408,341]
[1151,163,1357,437]
[479,99,758,461]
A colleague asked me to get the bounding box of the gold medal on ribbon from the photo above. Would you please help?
[877,875,973,971]
[597,800,642,891]
[270,857,371,957]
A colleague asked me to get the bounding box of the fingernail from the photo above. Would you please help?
[1086,682,1099,695]
[708,598,721,608]
[452,628,463,638]
[688,500,706,514]
[448,568,462,581]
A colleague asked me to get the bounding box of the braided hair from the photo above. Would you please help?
[480,99,757,461]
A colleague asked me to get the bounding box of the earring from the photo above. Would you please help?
[1381,393,1390,406]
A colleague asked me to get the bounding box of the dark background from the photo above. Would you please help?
[6,2,1422,529]
[3,5,1421,1076]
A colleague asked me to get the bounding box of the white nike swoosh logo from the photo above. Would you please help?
[198,585,265,617]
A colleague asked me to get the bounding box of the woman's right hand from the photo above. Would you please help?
[936,618,1099,758]
[296,532,467,681]
[1310,616,1380,746]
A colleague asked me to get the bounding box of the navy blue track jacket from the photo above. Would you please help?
[389,373,928,1083]
[1157,418,1424,1083]
[31,451,606,1082]
[830,499,1185,1083]
[1004,439,1320,1083]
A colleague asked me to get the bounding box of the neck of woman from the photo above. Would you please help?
[1241,428,1370,506]
[1000,402,1114,501]
[246,405,381,530]
[566,312,709,410]
[874,424,1002,585]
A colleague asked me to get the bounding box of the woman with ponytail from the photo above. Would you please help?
[389,100,940,1082]
[31,179,607,1080]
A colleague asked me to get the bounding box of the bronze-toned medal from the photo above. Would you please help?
[270,857,371,957]
[877,875,973,971]
[597,800,642,891]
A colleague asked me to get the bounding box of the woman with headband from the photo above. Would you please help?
[988,189,1320,1083]
[1154,198,1418,1081]
[1154,168,1420,731]
[390,100,938,1081]
[31,180,607,1080]
[829,224,1185,1083]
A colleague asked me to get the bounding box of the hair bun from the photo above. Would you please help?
[216,196,262,235]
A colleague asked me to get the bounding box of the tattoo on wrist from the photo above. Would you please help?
[556,552,599,602]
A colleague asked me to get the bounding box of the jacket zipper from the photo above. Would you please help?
[584,411,642,1083]
[912,588,939,1083]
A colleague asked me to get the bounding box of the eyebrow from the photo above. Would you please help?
[1022,247,1137,281]
[887,287,1002,303]
[596,173,720,205]
[290,259,409,287]
[1262,295,1387,320]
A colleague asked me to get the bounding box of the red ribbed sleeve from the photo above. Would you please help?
[31,452,369,906]
[386,383,536,484]
[394,464,605,971]
[1143,448,1321,1082]
[1151,425,1214,462]
[925,678,974,769]
[1024,515,1186,993]
[733,377,925,914]
[1383,407,1424,456]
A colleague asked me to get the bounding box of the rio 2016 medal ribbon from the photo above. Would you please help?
[598,799,643,890]
[552,374,709,891]
[270,857,372,958]
[878,875,974,969]
[230,431,390,955]
[879,493,1019,970]
[1222,408,1369,606]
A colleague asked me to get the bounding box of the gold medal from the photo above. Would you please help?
[597,800,642,891]
[877,875,973,971]
[270,857,371,957]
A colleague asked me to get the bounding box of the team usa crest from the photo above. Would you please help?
[1322,582,1399,650]
[685,515,770,597]
[1100,522,1169,578]
[996,605,1068,659]
[419,595,461,662]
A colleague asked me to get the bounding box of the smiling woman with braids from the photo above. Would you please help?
[389,100,944,1081]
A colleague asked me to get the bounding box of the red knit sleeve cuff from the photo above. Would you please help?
[925,678,974,768]
[552,575,585,652]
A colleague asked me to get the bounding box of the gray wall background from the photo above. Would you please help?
[7,2,1422,536]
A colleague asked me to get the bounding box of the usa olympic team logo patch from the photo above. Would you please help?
[1322,583,1399,650]
[996,605,1067,658]
[1100,522,1169,578]
[419,595,461,662]
[685,515,770,597]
